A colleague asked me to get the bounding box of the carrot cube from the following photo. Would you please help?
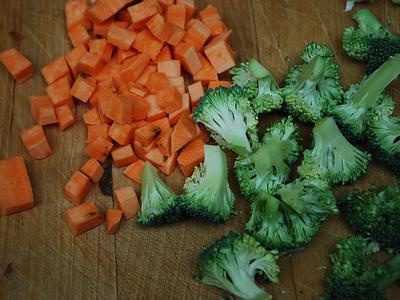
[204,40,236,74]
[204,19,228,37]
[70,75,96,103]
[129,82,149,97]
[88,39,114,63]
[41,56,70,85]
[151,117,171,135]
[155,45,172,63]
[64,171,91,205]
[166,4,186,30]
[108,122,134,145]
[87,124,111,143]
[183,20,211,50]
[193,53,218,83]
[133,29,163,60]
[145,95,165,121]
[171,114,197,152]
[168,76,185,94]
[167,25,185,46]
[65,202,103,236]
[122,94,150,121]
[146,13,173,42]
[105,96,133,124]
[107,23,137,51]
[116,48,138,64]
[145,147,166,167]
[156,127,172,155]
[157,60,181,77]
[0,48,33,83]
[127,1,158,28]
[80,158,105,183]
[177,0,196,20]
[30,95,58,126]
[65,0,90,30]
[174,42,201,75]
[208,80,232,90]
[158,0,174,10]
[68,24,90,48]
[0,156,34,216]
[105,208,123,234]
[146,72,170,94]
[168,93,190,126]
[55,104,75,131]
[188,81,204,108]
[87,0,132,23]
[93,19,113,37]
[65,45,87,79]
[46,76,72,107]
[77,52,103,76]
[156,86,182,114]
[177,137,205,176]
[135,123,161,146]
[124,159,145,184]
[159,151,178,175]
[114,186,140,219]
[85,136,114,163]
[111,144,137,168]
[20,125,52,160]
[210,29,232,44]
[133,138,158,160]
[136,64,157,86]
[121,53,150,83]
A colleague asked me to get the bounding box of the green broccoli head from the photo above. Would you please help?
[321,236,400,300]
[196,232,280,300]
[182,145,236,223]
[341,185,400,254]
[193,86,258,156]
[234,116,302,199]
[231,59,283,114]
[330,54,400,141]
[298,117,371,185]
[246,179,338,251]
[366,37,400,74]
[136,162,181,226]
[283,42,343,123]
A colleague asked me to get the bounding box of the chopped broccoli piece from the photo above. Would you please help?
[321,236,400,300]
[282,42,343,123]
[234,116,302,199]
[230,59,283,114]
[341,185,400,254]
[182,145,236,223]
[298,117,371,185]
[246,179,338,251]
[330,54,400,141]
[193,86,258,156]
[195,232,280,300]
[136,162,181,226]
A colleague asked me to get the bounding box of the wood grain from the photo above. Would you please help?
[0,0,399,299]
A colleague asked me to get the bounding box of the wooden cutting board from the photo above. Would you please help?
[0,0,399,299]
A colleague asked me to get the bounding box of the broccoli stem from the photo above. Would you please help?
[375,255,400,290]
[248,59,273,79]
[298,55,326,83]
[203,145,226,197]
[229,268,271,300]
[353,8,390,35]
[352,54,400,107]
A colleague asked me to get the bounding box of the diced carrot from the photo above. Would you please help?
[146,72,170,94]
[210,29,232,44]
[186,18,198,28]
[70,75,96,103]
[124,159,145,184]
[105,208,123,234]
[55,104,75,131]
[116,48,138,64]
[199,5,220,23]
[0,156,34,216]
[64,171,91,205]
[204,39,235,74]
[129,82,149,97]
[151,117,171,135]
[120,53,150,83]
[104,96,132,124]
[114,186,140,219]
[46,76,73,107]
[204,19,228,36]
[146,13,173,42]
[156,127,172,155]
[65,0,90,30]
[65,45,87,79]
[135,123,161,146]
[143,0,163,12]
[93,19,113,37]
[68,24,90,47]
[133,29,163,60]
[97,77,115,90]
[65,202,103,236]
[176,0,196,20]
[85,136,114,163]
[136,64,157,86]
[83,108,101,125]
[208,80,232,90]
[155,45,172,63]
[81,158,105,183]
[168,93,190,126]
[87,0,133,23]
[89,39,114,63]
[177,137,205,176]
[20,125,53,160]
[157,60,181,77]
[41,56,70,85]
[133,138,158,160]
[118,9,133,23]
[87,124,112,143]
[168,76,185,94]
[108,122,134,145]
[193,53,218,83]
[166,25,185,46]
[166,4,186,30]
[183,20,211,50]
[145,147,166,167]
[0,48,33,83]
[145,94,166,121]
[174,42,201,75]
[115,20,130,28]
[77,52,103,76]
[96,88,116,123]
[127,1,158,28]
[157,86,182,114]
[158,151,178,175]
[187,81,204,108]
[131,120,148,133]
[107,23,137,51]
[170,114,197,152]
[111,144,137,167]
[30,95,58,126]
[122,94,150,121]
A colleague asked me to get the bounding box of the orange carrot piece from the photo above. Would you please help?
[129,82,149,97]
[71,75,96,103]
[168,76,185,94]
[46,75,73,107]
[121,53,150,83]
[210,29,232,44]
[146,13,173,42]
[122,94,150,121]
[133,29,163,60]
[136,64,157,86]
[111,144,137,167]
[198,3,227,36]
[30,95,58,126]
[55,104,75,131]
[146,72,170,94]
[80,158,105,183]
[193,53,218,83]
[156,127,172,155]
[68,24,90,48]
[155,45,172,63]
[105,96,133,124]
[145,94,166,121]
[116,48,138,64]
[166,4,186,30]
[158,0,174,10]
[156,86,182,114]
[87,0,133,23]
[124,159,145,184]
[133,138,158,160]
[145,147,166,167]
[158,151,178,175]
[177,137,205,176]
[87,124,112,143]
[93,19,113,37]
[64,171,91,206]
[89,39,114,63]
[204,39,236,74]
[166,25,185,46]
[135,123,161,146]
[41,56,70,85]
[174,42,201,75]
[157,60,181,77]
[65,0,90,30]
[151,117,171,135]
[20,125,52,160]
[65,202,103,236]
[131,120,148,133]
[107,23,137,51]
[77,52,103,76]
[114,186,140,219]
[118,8,133,23]
[0,48,33,83]
[168,93,190,126]
[170,114,197,152]
[0,156,34,216]
[208,80,232,90]
[188,81,204,109]
[183,20,211,50]
[85,136,114,163]
[204,19,228,37]
[105,208,123,234]
[65,45,87,79]
[108,122,134,145]
[127,1,158,28]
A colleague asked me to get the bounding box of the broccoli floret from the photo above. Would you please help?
[367,113,400,175]
[136,162,181,226]
[298,117,371,185]
[321,236,400,300]
[282,42,343,123]
[182,145,236,223]
[341,185,400,254]
[246,179,338,251]
[234,116,302,199]
[330,54,400,141]
[193,86,258,156]
[230,59,283,114]
[195,232,280,300]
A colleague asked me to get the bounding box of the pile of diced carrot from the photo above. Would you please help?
[0,0,236,236]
